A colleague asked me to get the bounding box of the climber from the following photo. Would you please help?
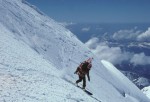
[74,58,93,90]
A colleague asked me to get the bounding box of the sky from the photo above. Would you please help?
[25,0,150,23]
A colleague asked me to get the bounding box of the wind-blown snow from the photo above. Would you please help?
[0,0,149,102]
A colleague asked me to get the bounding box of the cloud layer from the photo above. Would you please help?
[85,37,150,66]
[137,27,150,41]
[130,53,150,65]
[112,27,150,42]
[85,37,131,65]
[81,27,90,32]
[113,29,141,41]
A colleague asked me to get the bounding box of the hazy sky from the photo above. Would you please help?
[25,0,150,23]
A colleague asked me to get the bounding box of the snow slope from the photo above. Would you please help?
[0,0,149,102]
[0,23,98,102]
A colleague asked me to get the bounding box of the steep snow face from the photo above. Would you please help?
[0,0,86,70]
[0,23,98,102]
[0,0,150,102]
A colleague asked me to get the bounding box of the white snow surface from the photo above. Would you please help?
[0,0,149,102]
[142,86,150,100]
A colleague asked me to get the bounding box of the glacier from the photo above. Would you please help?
[0,0,149,102]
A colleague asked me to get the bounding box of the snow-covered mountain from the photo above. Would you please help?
[142,86,150,99]
[0,0,149,102]
[122,71,150,89]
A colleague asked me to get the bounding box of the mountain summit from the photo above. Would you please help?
[0,0,149,101]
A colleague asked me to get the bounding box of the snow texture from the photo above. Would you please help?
[142,86,150,100]
[0,0,149,102]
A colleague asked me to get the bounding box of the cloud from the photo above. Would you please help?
[112,27,150,42]
[85,38,131,64]
[85,37,99,49]
[113,28,141,41]
[137,27,150,42]
[96,27,103,31]
[130,53,150,65]
[92,45,131,65]
[58,22,76,27]
[81,27,90,32]
[85,37,150,66]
